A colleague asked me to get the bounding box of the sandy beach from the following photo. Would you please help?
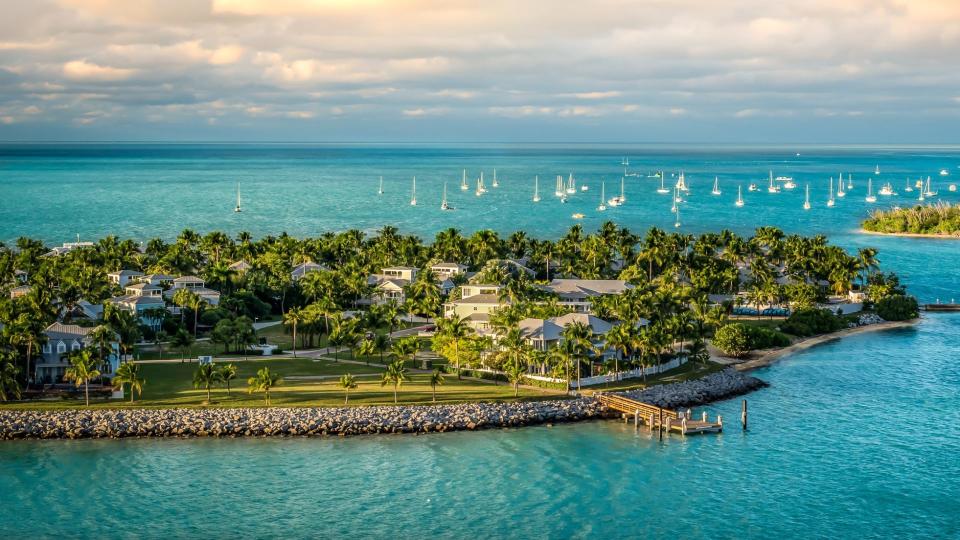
[733,318,920,372]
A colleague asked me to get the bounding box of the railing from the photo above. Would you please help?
[597,394,678,420]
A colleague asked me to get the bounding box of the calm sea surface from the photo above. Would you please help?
[2,144,959,538]
[2,143,959,301]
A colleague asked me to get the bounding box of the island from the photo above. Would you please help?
[0,223,919,438]
[862,202,960,237]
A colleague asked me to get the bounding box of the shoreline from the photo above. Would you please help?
[733,319,920,372]
[858,228,960,239]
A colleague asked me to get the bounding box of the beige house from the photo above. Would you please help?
[540,279,633,313]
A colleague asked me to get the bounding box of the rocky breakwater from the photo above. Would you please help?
[618,368,768,410]
[0,399,603,440]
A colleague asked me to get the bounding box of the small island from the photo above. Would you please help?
[862,202,960,237]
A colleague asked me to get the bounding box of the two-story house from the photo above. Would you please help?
[107,269,144,288]
[367,266,419,305]
[165,276,221,306]
[37,323,119,384]
[539,279,633,313]
[443,284,505,333]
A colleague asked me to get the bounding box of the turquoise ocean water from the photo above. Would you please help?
[2,144,960,538]
[2,143,959,301]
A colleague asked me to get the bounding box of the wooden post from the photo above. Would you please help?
[649,413,655,431]
[686,408,692,420]
[718,415,723,429]
[665,417,673,434]
[681,417,687,435]
[634,409,639,430]
[741,399,748,431]
[701,411,708,423]
[658,408,663,440]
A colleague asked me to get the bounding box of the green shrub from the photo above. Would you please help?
[713,324,751,357]
[875,295,919,321]
[779,308,843,337]
[744,325,791,349]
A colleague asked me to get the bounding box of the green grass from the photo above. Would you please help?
[3,356,553,410]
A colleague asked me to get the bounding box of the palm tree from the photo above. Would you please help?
[391,336,420,367]
[219,363,238,395]
[247,367,282,406]
[171,329,194,363]
[0,353,22,402]
[373,334,390,364]
[112,361,145,403]
[429,368,445,402]
[283,307,303,357]
[357,338,376,365]
[88,324,115,363]
[560,322,593,393]
[505,361,525,397]
[437,317,473,379]
[153,330,168,361]
[193,363,221,404]
[380,359,408,404]
[603,323,633,381]
[339,373,358,404]
[64,349,101,407]
[548,341,575,394]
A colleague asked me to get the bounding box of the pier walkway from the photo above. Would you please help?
[597,394,723,435]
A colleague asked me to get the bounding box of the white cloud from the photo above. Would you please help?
[63,60,136,81]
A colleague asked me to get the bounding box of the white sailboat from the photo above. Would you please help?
[492,169,499,188]
[847,173,853,190]
[621,157,629,166]
[940,169,949,176]
[234,182,242,212]
[767,171,780,193]
[837,176,846,198]
[608,176,626,207]
[671,186,678,213]
[748,183,759,192]
[735,185,745,207]
[865,178,876,203]
[624,166,638,178]
[378,176,384,196]
[533,176,541,203]
[676,171,689,192]
[803,184,811,210]
[441,182,450,211]
[657,174,670,194]
[904,178,914,192]
[827,178,835,207]
[924,176,937,197]
[777,175,797,190]
[674,199,681,228]
[410,176,417,206]
[476,172,487,196]
[875,165,881,175]
[598,182,607,211]
[555,175,564,197]
[460,169,468,191]
[566,173,576,195]
[878,182,895,196]
[711,176,721,195]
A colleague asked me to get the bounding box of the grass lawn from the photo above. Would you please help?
[3,356,553,410]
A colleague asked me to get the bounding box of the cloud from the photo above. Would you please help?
[63,60,136,81]
[569,91,621,100]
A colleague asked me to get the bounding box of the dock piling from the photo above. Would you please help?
[741,399,748,431]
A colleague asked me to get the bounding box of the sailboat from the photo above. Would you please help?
[476,172,487,196]
[767,171,780,193]
[777,175,797,189]
[533,176,541,203]
[609,176,626,206]
[440,182,450,211]
[827,178,835,207]
[940,169,949,176]
[598,182,607,211]
[624,166,638,178]
[377,176,384,196]
[676,171,689,192]
[657,174,670,194]
[674,198,681,228]
[671,186,678,213]
[735,185,745,207]
[410,176,417,206]
[621,157,629,166]
[492,169,499,188]
[875,165,881,175]
[924,176,937,197]
[847,174,853,190]
[460,169,469,191]
[878,182,895,196]
[904,178,914,192]
[566,173,576,194]
[555,175,564,197]
[837,176,846,198]
[234,182,242,212]
[803,184,811,210]
[711,176,721,195]
[865,178,876,203]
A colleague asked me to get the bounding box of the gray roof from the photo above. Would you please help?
[109,269,143,277]
[455,294,503,305]
[174,275,204,283]
[542,279,632,298]
[44,322,96,340]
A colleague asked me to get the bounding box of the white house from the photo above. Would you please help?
[540,279,633,313]
[107,269,144,287]
[430,262,467,280]
[166,276,221,306]
[291,261,326,281]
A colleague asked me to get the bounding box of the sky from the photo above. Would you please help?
[0,0,958,143]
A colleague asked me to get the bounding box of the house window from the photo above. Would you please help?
[56,341,67,354]
[71,341,81,351]
[42,343,51,354]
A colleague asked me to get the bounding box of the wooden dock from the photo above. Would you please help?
[923,303,960,312]
[597,394,723,435]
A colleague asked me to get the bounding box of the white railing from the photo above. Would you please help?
[471,357,688,388]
